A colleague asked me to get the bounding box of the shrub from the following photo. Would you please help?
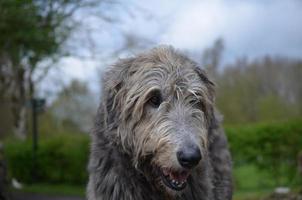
[4,134,89,185]
[226,119,302,187]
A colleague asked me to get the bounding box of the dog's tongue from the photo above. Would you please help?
[162,168,190,182]
[162,168,170,176]
[170,171,190,182]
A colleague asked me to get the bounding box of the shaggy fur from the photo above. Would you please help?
[87,46,232,200]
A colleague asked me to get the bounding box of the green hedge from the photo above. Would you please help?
[226,119,302,187]
[3,119,302,187]
[4,134,89,185]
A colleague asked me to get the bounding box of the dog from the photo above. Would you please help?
[87,46,232,200]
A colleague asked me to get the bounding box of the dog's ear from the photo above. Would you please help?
[194,66,215,100]
[194,66,219,130]
[100,58,135,130]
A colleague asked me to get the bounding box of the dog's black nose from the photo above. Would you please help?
[177,146,201,169]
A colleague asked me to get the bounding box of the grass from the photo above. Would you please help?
[232,165,277,200]
[15,182,300,200]
[16,184,272,199]
[233,189,272,200]
[234,165,277,190]
[11,164,299,199]
[232,164,302,200]
[15,183,85,197]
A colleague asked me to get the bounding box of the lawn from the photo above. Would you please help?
[12,164,297,199]
[15,184,86,197]
[16,184,273,200]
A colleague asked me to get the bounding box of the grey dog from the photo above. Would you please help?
[87,46,232,200]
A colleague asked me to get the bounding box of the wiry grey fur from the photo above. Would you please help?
[87,46,232,200]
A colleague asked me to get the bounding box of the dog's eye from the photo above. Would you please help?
[200,101,206,113]
[190,99,206,112]
[148,93,162,108]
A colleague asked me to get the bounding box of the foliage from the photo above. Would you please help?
[38,111,84,137]
[4,134,89,185]
[0,0,97,138]
[200,39,302,124]
[50,79,97,133]
[226,119,302,187]
[201,38,224,78]
[16,183,85,197]
[3,119,302,189]
[216,57,302,124]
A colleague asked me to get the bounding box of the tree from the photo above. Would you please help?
[50,79,97,133]
[0,0,99,139]
[216,56,302,124]
[201,38,224,79]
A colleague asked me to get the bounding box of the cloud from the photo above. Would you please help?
[159,0,302,61]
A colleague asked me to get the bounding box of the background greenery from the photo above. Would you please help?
[4,119,302,192]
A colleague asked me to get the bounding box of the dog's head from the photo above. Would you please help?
[101,46,216,194]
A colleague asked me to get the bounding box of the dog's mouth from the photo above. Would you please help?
[159,167,190,191]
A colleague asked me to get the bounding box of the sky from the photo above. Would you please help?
[39,0,302,98]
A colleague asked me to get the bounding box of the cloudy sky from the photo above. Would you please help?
[39,0,302,96]
[121,0,302,60]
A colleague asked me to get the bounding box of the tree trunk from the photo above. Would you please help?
[0,143,10,200]
[11,67,27,140]
[14,107,26,140]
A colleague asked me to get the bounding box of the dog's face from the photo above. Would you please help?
[105,47,215,194]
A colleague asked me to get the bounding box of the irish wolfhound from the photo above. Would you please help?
[87,46,232,200]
